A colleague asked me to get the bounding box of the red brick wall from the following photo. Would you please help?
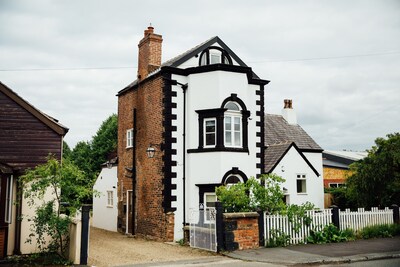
[224,213,259,250]
[0,228,5,258]
[117,75,173,241]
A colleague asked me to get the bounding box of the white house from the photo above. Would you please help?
[264,100,324,209]
[92,158,118,232]
[117,26,269,241]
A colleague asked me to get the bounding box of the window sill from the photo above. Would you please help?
[126,146,133,149]
[297,193,308,195]
[107,205,114,208]
[187,147,249,153]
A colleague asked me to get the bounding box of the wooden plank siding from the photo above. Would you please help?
[0,89,62,173]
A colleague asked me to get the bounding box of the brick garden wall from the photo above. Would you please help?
[223,212,259,251]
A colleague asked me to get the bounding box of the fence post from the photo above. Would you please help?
[390,204,399,224]
[330,205,340,229]
[80,204,91,265]
[257,209,265,247]
[215,202,224,252]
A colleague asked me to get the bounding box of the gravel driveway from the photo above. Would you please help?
[88,227,215,267]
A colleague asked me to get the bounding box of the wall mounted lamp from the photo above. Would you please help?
[146,143,161,158]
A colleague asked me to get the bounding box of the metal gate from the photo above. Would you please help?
[189,208,217,252]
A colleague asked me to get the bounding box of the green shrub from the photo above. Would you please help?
[267,229,291,247]
[307,224,355,244]
[359,224,400,239]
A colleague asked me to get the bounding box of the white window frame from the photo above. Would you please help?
[107,190,114,207]
[204,118,216,148]
[296,174,307,194]
[204,192,217,223]
[224,102,242,148]
[329,183,345,188]
[126,129,133,148]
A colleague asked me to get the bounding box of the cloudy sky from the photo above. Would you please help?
[1,0,399,151]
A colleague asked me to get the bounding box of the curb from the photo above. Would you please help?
[223,251,400,266]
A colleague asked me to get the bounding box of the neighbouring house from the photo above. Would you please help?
[0,82,68,259]
[323,150,367,188]
[92,157,118,232]
[264,100,324,209]
[117,26,268,241]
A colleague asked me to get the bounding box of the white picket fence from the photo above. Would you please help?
[339,207,393,231]
[264,209,332,245]
[264,207,394,246]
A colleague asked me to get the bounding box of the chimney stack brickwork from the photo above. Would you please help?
[138,26,163,80]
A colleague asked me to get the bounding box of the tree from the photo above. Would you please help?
[346,132,400,208]
[91,113,118,175]
[70,114,117,183]
[20,156,93,259]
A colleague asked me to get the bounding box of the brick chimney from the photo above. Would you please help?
[137,26,163,81]
[282,99,297,125]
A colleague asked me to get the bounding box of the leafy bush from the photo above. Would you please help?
[358,224,400,239]
[325,187,356,210]
[307,224,355,244]
[267,229,291,247]
[216,174,286,213]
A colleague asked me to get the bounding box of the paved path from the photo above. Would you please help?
[88,227,214,267]
[225,236,400,265]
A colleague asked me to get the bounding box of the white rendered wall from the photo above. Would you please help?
[170,70,261,241]
[92,166,118,232]
[20,182,55,254]
[272,147,324,209]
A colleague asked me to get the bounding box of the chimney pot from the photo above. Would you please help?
[282,99,297,124]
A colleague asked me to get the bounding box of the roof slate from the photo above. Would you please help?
[264,142,292,173]
[264,114,322,151]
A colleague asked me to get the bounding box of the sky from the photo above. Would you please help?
[0,0,399,151]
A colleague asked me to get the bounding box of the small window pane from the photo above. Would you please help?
[206,133,215,146]
[210,53,220,64]
[234,133,241,146]
[225,117,231,130]
[200,54,207,65]
[225,132,231,144]
[206,120,215,132]
[225,102,240,111]
[234,117,240,131]
[297,179,306,193]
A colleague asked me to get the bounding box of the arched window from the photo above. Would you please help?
[224,175,243,186]
[224,101,242,147]
[199,46,233,66]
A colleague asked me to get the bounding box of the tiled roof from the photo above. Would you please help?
[118,36,260,95]
[265,114,322,151]
[264,142,292,173]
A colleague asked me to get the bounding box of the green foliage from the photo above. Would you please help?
[358,224,400,239]
[325,187,356,210]
[215,174,286,213]
[282,202,315,232]
[346,132,400,208]
[307,224,355,244]
[20,156,94,259]
[70,114,118,185]
[266,229,291,247]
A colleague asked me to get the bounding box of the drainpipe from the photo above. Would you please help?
[181,83,188,228]
[132,108,137,235]
[13,177,22,255]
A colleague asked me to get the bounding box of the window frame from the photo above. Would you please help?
[204,118,217,148]
[203,192,217,223]
[296,174,307,194]
[107,190,114,207]
[126,129,133,148]
[5,175,13,223]
[224,105,242,148]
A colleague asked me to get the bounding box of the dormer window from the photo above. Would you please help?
[199,46,233,66]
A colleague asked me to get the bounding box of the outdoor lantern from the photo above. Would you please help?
[106,161,113,169]
[146,146,156,158]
